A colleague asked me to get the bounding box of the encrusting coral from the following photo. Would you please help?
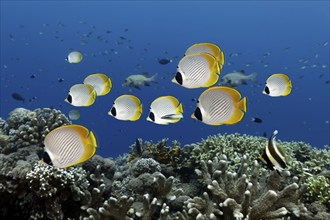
[0,107,329,219]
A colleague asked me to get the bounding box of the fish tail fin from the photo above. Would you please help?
[150,73,158,83]
[248,72,258,82]
[238,97,247,112]
[177,103,184,114]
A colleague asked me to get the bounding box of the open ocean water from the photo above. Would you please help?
[1,1,329,158]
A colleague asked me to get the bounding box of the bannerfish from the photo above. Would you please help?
[172,53,220,88]
[185,42,225,69]
[191,86,247,126]
[122,73,158,90]
[42,124,97,168]
[158,58,172,65]
[65,84,97,107]
[83,73,112,96]
[220,70,257,87]
[108,95,142,121]
[12,93,25,102]
[258,130,287,175]
[66,51,83,64]
[263,73,292,97]
[147,96,183,125]
[68,110,80,120]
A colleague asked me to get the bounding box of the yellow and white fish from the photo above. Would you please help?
[108,95,143,121]
[172,53,220,89]
[66,51,83,64]
[263,73,292,97]
[191,86,247,125]
[42,124,97,168]
[147,96,183,125]
[84,73,112,96]
[65,84,97,107]
[258,130,287,175]
[185,42,225,69]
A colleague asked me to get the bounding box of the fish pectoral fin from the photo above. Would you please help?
[161,114,182,120]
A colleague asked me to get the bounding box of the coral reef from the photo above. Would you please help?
[0,108,71,154]
[0,107,329,219]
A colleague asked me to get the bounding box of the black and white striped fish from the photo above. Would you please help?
[258,130,287,175]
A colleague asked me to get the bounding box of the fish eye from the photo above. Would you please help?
[111,107,117,116]
[67,95,72,103]
[194,107,203,121]
[149,112,155,122]
[264,86,270,95]
[175,72,183,85]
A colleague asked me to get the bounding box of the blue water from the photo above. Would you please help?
[1,1,329,158]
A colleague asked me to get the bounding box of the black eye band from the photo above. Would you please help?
[67,95,72,103]
[265,86,270,94]
[111,107,117,116]
[175,72,183,85]
[149,112,155,121]
[194,107,203,121]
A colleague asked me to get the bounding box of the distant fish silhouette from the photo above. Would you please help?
[158,58,172,65]
[12,93,25,102]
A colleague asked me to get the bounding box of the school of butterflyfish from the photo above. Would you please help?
[41,44,292,170]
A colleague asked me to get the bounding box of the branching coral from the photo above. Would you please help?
[184,155,314,219]
[305,176,330,206]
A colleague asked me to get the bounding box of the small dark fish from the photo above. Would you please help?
[252,117,263,123]
[106,30,112,34]
[191,98,197,102]
[12,93,25,102]
[119,36,126,40]
[9,34,15,41]
[325,81,330,84]
[124,28,128,32]
[30,74,36,79]
[158,58,172,65]
[58,78,64,83]
[262,132,267,138]
[29,96,37,102]
[135,138,143,156]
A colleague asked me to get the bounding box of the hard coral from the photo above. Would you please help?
[2,108,71,153]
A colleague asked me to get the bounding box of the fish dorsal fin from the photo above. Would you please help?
[71,124,90,138]
[217,86,242,102]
